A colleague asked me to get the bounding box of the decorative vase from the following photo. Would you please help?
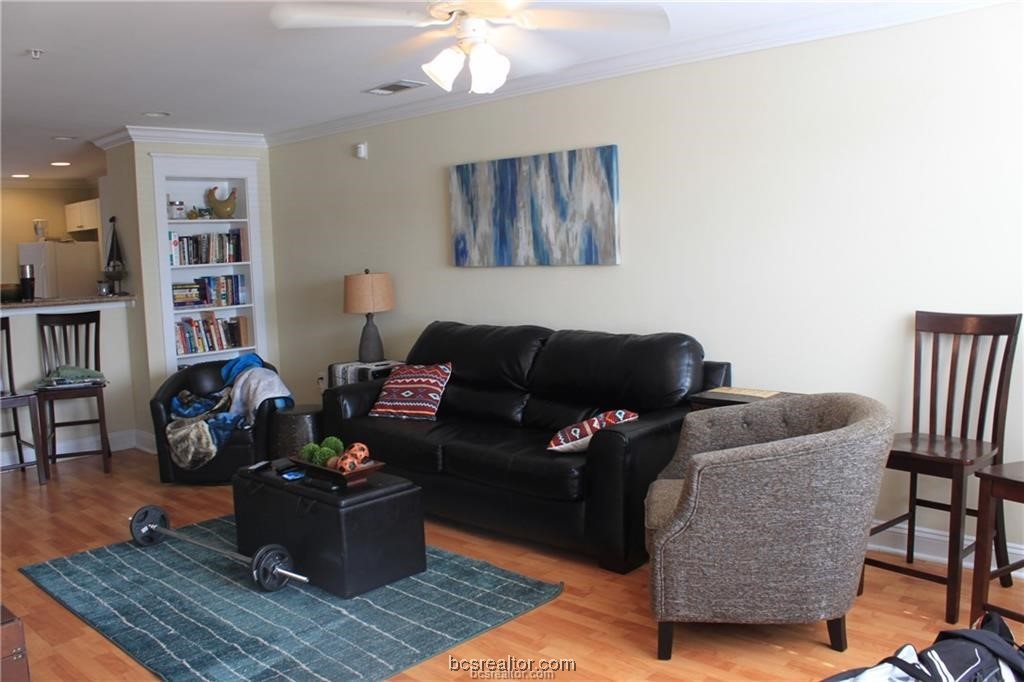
[205,186,237,219]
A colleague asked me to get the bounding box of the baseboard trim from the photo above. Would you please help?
[868,520,1024,578]
[1,429,141,466]
[134,430,157,454]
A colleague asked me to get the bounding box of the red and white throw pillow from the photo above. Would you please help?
[369,362,453,421]
[547,409,639,453]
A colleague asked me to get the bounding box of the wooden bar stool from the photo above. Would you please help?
[970,462,1024,624]
[0,317,49,484]
[35,312,112,473]
[865,311,1020,623]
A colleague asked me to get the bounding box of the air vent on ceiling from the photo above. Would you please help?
[364,80,426,96]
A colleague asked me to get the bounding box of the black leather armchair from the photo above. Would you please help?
[151,360,278,484]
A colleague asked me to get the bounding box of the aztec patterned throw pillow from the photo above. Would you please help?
[369,362,453,420]
[547,409,639,453]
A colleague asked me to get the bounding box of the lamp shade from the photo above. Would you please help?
[468,42,510,94]
[344,271,395,314]
[421,46,466,92]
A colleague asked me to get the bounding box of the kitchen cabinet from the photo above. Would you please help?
[64,198,100,232]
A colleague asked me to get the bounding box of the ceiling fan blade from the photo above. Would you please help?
[488,27,576,76]
[515,6,669,32]
[270,3,434,29]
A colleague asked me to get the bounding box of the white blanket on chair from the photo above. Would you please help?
[227,367,291,425]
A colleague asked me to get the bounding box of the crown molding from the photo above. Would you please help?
[92,126,267,151]
[1,178,98,190]
[266,0,997,147]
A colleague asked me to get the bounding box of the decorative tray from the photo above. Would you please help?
[287,455,384,487]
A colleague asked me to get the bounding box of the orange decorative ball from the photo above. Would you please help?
[338,454,359,472]
[345,442,370,463]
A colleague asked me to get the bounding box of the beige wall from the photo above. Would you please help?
[0,186,98,281]
[269,5,1022,543]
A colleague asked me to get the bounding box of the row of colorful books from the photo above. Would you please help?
[172,275,247,308]
[175,313,252,356]
[168,230,244,266]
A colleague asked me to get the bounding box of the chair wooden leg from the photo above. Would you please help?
[45,399,56,463]
[906,472,918,563]
[11,406,24,465]
[27,397,48,485]
[95,390,111,473]
[945,471,967,624]
[657,622,673,660]
[856,564,865,596]
[993,499,1013,588]
[827,617,847,652]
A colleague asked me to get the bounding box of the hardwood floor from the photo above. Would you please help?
[3,450,1021,681]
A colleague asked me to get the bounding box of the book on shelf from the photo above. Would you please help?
[169,229,244,265]
[174,313,253,356]
[173,275,247,308]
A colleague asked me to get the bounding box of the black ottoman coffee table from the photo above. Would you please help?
[233,460,426,598]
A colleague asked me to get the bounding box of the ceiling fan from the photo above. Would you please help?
[270,1,669,94]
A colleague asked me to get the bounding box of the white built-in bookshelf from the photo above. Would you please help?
[150,154,267,375]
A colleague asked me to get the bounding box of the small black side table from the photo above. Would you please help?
[688,387,785,410]
[970,462,1024,624]
[269,404,322,457]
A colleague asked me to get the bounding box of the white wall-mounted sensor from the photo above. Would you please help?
[354,142,368,160]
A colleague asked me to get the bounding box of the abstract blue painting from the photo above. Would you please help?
[449,145,620,267]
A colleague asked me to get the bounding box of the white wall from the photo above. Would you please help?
[269,5,1022,542]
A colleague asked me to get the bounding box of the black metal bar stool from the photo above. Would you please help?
[0,317,49,484]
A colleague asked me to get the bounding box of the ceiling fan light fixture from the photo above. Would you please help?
[421,46,466,92]
[468,42,510,94]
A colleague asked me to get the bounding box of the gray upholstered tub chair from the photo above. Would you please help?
[645,393,894,659]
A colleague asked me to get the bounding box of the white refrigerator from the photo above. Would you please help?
[18,242,101,298]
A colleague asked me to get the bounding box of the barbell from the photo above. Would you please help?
[128,505,309,592]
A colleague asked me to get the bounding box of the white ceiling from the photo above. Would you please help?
[1,1,995,181]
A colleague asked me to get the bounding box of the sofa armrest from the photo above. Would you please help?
[322,379,385,436]
[584,405,690,573]
[701,361,731,390]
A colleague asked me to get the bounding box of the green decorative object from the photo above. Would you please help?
[205,186,237,219]
[312,446,335,466]
[321,436,344,455]
[299,442,319,461]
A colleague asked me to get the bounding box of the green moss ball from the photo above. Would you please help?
[299,442,319,461]
[321,436,345,454]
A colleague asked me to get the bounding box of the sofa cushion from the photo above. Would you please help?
[406,321,551,424]
[525,330,704,422]
[369,362,452,421]
[442,424,587,501]
[522,397,601,433]
[340,416,445,473]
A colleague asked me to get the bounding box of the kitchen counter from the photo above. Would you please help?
[1,295,136,316]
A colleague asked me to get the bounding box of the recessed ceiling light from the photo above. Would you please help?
[50,161,71,167]
[10,174,30,178]
[51,135,77,141]
[142,112,171,117]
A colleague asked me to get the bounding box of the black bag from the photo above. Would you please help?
[825,612,1024,681]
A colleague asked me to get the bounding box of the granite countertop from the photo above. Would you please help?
[2,295,137,309]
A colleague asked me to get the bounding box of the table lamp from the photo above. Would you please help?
[343,269,395,362]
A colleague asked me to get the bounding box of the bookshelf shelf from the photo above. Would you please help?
[173,304,254,315]
[177,345,257,361]
[152,154,267,376]
[170,261,251,270]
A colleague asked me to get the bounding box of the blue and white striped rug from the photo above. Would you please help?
[21,516,562,681]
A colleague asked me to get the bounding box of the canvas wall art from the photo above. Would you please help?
[449,144,620,267]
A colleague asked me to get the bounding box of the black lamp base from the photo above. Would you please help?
[358,313,384,363]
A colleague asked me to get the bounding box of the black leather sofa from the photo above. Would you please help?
[323,322,730,573]
[151,360,278,484]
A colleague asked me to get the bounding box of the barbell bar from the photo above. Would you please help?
[129,505,309,592]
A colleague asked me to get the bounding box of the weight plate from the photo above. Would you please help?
[129,505,169,547]
[251,544,293,592]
